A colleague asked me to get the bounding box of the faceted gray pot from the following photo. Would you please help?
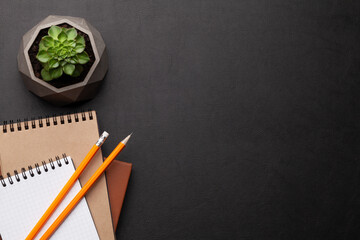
[17,15,108,106]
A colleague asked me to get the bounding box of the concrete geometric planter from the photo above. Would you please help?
[17,15,108,106]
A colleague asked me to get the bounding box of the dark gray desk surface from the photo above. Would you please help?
[1,1,360,239]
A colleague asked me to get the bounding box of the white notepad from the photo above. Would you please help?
[0,156,100,240]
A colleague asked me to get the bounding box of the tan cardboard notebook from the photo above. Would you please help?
[0,111,115,240]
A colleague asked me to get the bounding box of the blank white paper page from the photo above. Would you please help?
[0,156,99,240]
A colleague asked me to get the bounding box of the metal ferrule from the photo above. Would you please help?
[96,131,109,147]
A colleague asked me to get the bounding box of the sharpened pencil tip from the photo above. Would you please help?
[121,133,133,145]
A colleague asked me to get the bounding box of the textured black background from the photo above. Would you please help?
[1,1,360,239]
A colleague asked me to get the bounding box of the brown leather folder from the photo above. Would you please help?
[106,160,132,230]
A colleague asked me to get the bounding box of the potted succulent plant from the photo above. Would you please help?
[36,25,91,82]
[18,15,108,106]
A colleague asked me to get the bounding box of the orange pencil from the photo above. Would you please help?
[39,133,132,240]
[25,131,109,240]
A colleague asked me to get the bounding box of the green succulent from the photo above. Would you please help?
[36,25,90,81]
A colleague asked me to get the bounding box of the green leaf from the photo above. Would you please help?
[56,49,62,55]
[49,67,63,79]
[68,40,76,48]
[42,62,50,71]
[72,65,83,77]
[74,44,85,53]
[58,31,67,42]
[36,50,51,63]
[59,49,67,57]
[48,26,62,40]
[63,63,76,75]
[62,40,69,46]
[47,48,56,57]
[66,28,77,40]
[76,51,90,64]
[70,57,77,64]
[75,35,85,45]
[54,40,60,47]
[48,59,59,69]
[39,41,47,51]
[42,36,54,47]
[41,69,52,81]
[60,60,67,66]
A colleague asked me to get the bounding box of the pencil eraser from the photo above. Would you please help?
[102,131,109,138]
[96,131,109,146]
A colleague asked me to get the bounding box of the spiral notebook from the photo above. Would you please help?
[0,111,115,240]
[0,156,99,240]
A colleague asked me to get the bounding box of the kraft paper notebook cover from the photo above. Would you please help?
[0,111,115,240]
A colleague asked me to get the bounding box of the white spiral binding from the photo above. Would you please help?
[0,154,70,187]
